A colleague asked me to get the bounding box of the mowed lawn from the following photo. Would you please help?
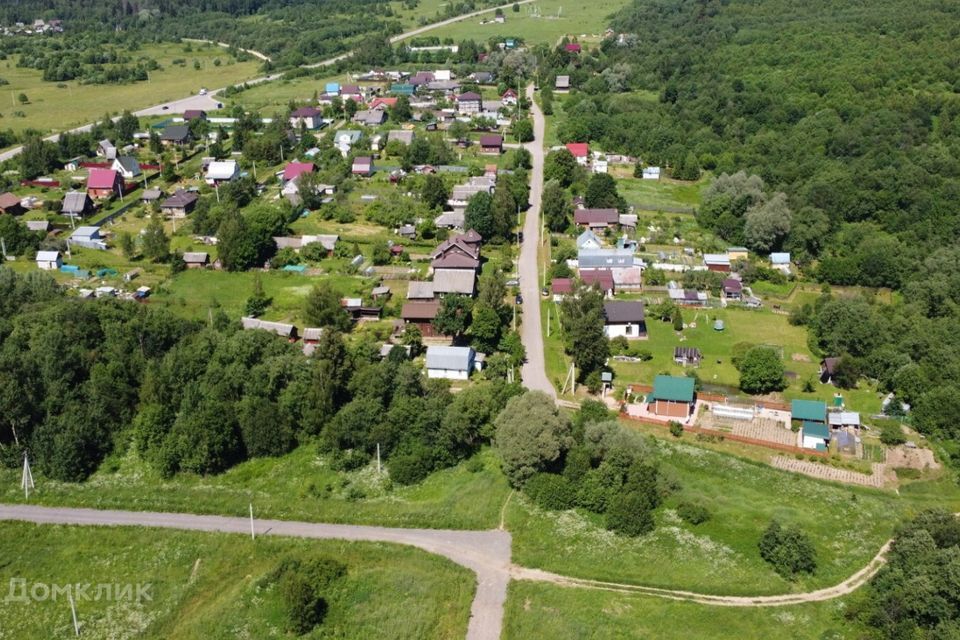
[0,446,510,531]
[0,43,261,137]
[424,0,632,45]
[0,522,474,640]
[504,582,858,639]
[506,437,903,595]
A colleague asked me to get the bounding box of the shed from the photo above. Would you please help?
[425,345,480,380]
[36,250,62,271]
[648,375,696,419]
[792,399,827,425]
[802,421,831,450]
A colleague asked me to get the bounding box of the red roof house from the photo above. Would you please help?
[86,168,122,199]
[368,97,397,110]
[283,162,315,183]
[580,269,615,295]
[566,143,589,163]
[479,134,503,155]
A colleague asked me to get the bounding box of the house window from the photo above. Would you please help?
[625,324,633,335]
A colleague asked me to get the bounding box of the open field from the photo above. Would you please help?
[0,521,474,639]
[424,0,631,46]
[0,446,510,531]
[507,437,913,595]
[616,174,706,210]
[0,43,261,136]
[504,581,859,639]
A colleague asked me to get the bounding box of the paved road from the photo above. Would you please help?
[0,504,512,640]
[0,0,533,164]
[518,84,556,397]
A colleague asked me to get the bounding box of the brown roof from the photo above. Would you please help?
[0,192,21,210]
[401,301,440,321]
[162,189,199,209]
[574,208,619,225]
[479,134,502,147]
[551,278,573,294]
[580,269,614,292]
[723,278,742,292]
[432,253,480,270]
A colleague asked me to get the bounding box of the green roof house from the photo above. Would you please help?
[391,83,415,96]
[791,399,826,424]
[802,420,831,450]
[648,375,696,419]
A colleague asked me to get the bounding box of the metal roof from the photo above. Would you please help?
[603,300,645,323]
[432,268,476,294]
[650,375,696,403]
[792,399,826,422]
[425,345,475,371]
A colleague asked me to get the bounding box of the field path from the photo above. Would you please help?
[0,503,922,638]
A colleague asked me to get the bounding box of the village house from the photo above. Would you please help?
[97,139,117,160]
[205,160,239,186]
[183,110,207,122]
[555,75,571,92]
[86,168,122,199]
[603,300,646,339]
[580,268,615,297]
[576,229,603,251]
[551,277,574,302]
[425,345,482,380]
[111,156,141,180]
[70,226,106,250]
[183,252,210,269]
[62,191,94,218]
[574,208,619,229]
[479,134,503,155]
[673,347,702,367]
[241,317,298,341]
[141,188,162,205]
[566,142,590,165]
[578,247,634,269]
[0,192,25,215]
[289,106,324,130]
[727,246,749,261]
[35,250,62,271]
[792,399,829,449]
[703,253,731,272]
[352,156,374,176]
[387,130,415,146]
[648,375,697,419]
[723,278,743,300]
[455,91,482,114]
[282,162,315,184]
[819,357,840,384]
[160,125,193,147]
[501,88,518,105]
[401,300,441,336]
[160,189,199,218]
[407,281,436,300]
[353,109,387,126]
[770,252,791,274]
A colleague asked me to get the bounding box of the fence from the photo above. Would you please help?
[20,179,60,188]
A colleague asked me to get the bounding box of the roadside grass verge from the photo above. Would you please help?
[0,521,474,639]
[0,445,510,531]
[504,581,859,639]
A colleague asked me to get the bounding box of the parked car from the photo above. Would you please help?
[515,294,523,305]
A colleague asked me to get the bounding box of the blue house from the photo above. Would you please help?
[325,82,341,95]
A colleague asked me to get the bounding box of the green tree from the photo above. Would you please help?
[370,240,392,265]
[464,191,494,239]
[737,346,786,394]
[585,172,624,211]
[560,282,610,379]
[469,303,502,353]
[490,183,517,241]
[19,135,58,179]
[141,215,170,262]
[118,231,136,259]
[513,119,534,143]
[606,491,656,537]
[421,173,448,210]
[244,273,271,317]
[544,149,577,187]
[494,391,573,486]
[115,110,139,144]
[758,520,817,579]
[432,294,473,337]
[671,306,684,332]
[831,354,860,389]
[304,282,352,331]
[542,179,571,232]
[216,209,259,271]
[744,192,792,253]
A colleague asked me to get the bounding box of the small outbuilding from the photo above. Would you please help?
[425,345,481,380]
[648,375,696,419]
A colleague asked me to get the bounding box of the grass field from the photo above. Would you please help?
[0,446,510,530]
[504,582,859,639]
[506,437,912,595]
[424,0,631,46]
[0,522,474,639]
[615,173,706,210]
[0,43,261,137]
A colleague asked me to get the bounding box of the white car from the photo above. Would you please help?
[198,88,208,96]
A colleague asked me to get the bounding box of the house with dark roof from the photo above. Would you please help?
[551,277,573,302]
[648,375,696,419]
[111,156,141,180]
[62,191,93,218]
[819,357,840,385]
[455,91,482,114]
[401,300,441,336]
[86,168,122,199]
[97,139,117,159]
[183,252,210,269]
[723,278,743,300]
[160,125,193,146]
[289,106,324,130]
[603,300,646,339]
[674,347,702,367]
[580,268,615,296]
[574,208,619,229]
[183,110,207,121]
[160,189,199,218]
[0,192,25,215]
[352,156,374,176]
[479,134,503,155]
[353,109,387,126]
[241,316,298,341]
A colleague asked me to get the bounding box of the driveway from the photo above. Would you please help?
[517,84,556,398]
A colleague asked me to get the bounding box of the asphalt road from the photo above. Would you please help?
[518,84,556,398]
[0,504,512,640]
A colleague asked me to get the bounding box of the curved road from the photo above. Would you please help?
[0,0,535,164]
[518,83,556,398]
[0,504,909,637]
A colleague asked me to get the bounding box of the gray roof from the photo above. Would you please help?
[353,110,386,125]
[241,316,296,337]
[160,125,191,142]
[114,156,141,175]
[603,300,645,323]
[302,327,324,341]
[141,188,162,201]
[25,220,51,232]
[72,226,100,239]
[434,211,465,228]
[432,268,476,295]
[62,191,91,214]
[36,250,60,261]
[387,130,414,145]
[425,345,475,372]
[182,252,209,263]
[407,281,435,299]
[578,248,634,268]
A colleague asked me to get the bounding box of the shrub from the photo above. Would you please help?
[669,421,684,438]
[606,491,655,537]
[329,449,368,471]
[878,420,907,446]
[676,502,711,525]
[272,556,346,634]
[524,472,577,510]
[609,335,629,354]
[575,469,610,513]
[758,520,817,579]
[388,446,436,485]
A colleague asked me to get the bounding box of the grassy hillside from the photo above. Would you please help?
[0,522,474,639]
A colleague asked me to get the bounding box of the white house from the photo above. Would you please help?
[36,250,62,271]
[642,166,661,180]
[770,252,791,274]
[592,154,608,174]
[111,156,141,180]
[602,301,647,339]
[425,346,481,380]
[576,229,603,251]
[205,160,239,186]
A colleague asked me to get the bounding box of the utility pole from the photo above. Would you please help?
[0,237,7,260]
[249,503,255,540]
[68,593,80,637]
[376,443,381,474]
[21,452,34,500]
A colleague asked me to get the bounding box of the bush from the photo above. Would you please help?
[758,520,817,579]
[878,420,907,446]
[606,491,655,537]
[329,449,369,471]
[575,469,610,513]
[388,446,436,485]
[609,335,629,354]
[676,502,711,525]
[524,472,577,510]
[669,421,684,438]
[273,556,346,634]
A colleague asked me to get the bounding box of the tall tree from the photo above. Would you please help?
[542,179,572,231]
[304,283,352,332]
[141,215,170,262]
[560,282,610,379]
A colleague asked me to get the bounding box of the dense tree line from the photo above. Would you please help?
[0,268,522,483]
